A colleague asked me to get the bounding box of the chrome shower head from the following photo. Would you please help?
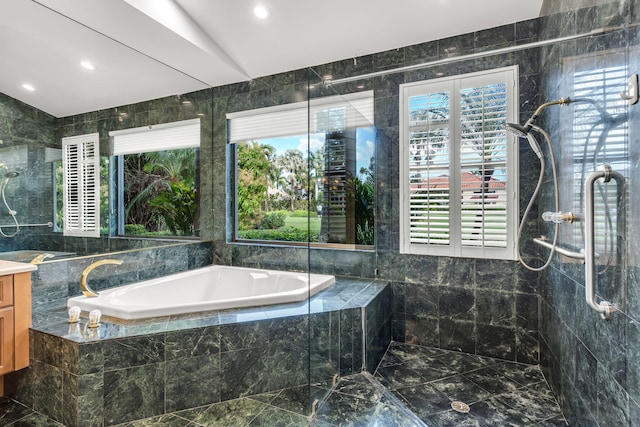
[4,171,19,179]
[505,122,531,138]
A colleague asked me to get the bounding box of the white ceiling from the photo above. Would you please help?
[0,0,543,118]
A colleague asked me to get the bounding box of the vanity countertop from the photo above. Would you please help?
[0,260,37,275]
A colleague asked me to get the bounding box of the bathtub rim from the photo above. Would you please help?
[67,265,336,320]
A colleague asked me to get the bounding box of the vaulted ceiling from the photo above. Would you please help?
[0,0,543,117]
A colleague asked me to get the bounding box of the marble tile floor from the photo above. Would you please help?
[0,341,568,426]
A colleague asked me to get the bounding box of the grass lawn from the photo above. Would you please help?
[284,215,321,233]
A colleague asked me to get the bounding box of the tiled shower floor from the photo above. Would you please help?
[0,342,567,426]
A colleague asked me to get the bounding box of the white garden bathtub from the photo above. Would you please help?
[67,265,335,320]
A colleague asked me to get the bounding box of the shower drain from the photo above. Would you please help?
[451,401,471,413]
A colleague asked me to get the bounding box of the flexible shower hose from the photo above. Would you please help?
[0,177,20,237]
[517,125,559,271]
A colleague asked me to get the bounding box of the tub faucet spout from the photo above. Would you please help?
[80,259,124,297]
[30,253,55,264]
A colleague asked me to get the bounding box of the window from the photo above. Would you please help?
[228,92,375,247]
[399,67,518,260]
[61,133,100,237]
[566,53,628,262]
[109,119,200,237]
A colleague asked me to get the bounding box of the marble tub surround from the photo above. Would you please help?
[16,277,390,426]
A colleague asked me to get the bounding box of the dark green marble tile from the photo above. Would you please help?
[9,413,65,426]
[267,342,308,390]
[75,372,104,427]
[0,399,33,424]
[166,354,221,412]
[247,406,310,426]
[220,347,269,400]
[165,326,220,360]
[181,397,268,426]
[104,363,165,425]
[103,335,165,370]
[115,413,193,426]
[469,397,538,426]
[430,374,492,405]
[219,321,269,352]
[31,361,63,422]
[333,374,384,402]
[314,391,417,427]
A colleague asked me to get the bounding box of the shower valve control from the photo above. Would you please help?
[621,73,638,105]
[542,211,577,223]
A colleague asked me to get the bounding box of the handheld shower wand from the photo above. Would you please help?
[506,98,573,271]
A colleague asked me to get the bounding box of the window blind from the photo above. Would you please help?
[400,67,518,260]
[62,133,100,237]
[568,60,628,259]
[227,91,374,143]
[109,118,200,155]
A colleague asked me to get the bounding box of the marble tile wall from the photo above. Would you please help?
[536,1,640,426]
[0,93,57,250]
[30,241,213,305]
[204,16,545,365]
[365,284,392,372]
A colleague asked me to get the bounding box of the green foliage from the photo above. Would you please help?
[261,211,287,229]
[148,181,197,235]
[290,209,313,217]
[346,164,375,245]
[237,142,271,229]
[124,224,147,235]
[357,220,374,246]
[237,226,319,242]
[123,148,198,236]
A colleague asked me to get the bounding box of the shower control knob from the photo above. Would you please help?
[542,211,576,223]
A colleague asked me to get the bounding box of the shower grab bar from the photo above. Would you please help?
[0,222,53,228]
[584,165,624,319]
[533,237,585,259]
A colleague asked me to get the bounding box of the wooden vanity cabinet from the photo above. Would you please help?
[0,272,32,394]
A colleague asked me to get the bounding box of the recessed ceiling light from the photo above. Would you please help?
[253,5,270,19]
[81,61,95,71]
[22,83,35,92]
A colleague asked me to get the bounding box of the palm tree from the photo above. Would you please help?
[124,148,197,233]
[277,149,305,211]
[308,148,324,203]
[262,144,278,212]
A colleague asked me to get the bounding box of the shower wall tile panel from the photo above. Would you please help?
[537,1,640,426]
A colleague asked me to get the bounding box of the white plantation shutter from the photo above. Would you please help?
[400,67,518,260]
[568,60,628,259]
[406,90,451,247]
[62,133,100,237]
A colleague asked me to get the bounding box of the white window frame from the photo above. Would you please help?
[62,133,100,237]
[399,66,519,260]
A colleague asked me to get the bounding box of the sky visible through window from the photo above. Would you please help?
[259,127,376,177]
